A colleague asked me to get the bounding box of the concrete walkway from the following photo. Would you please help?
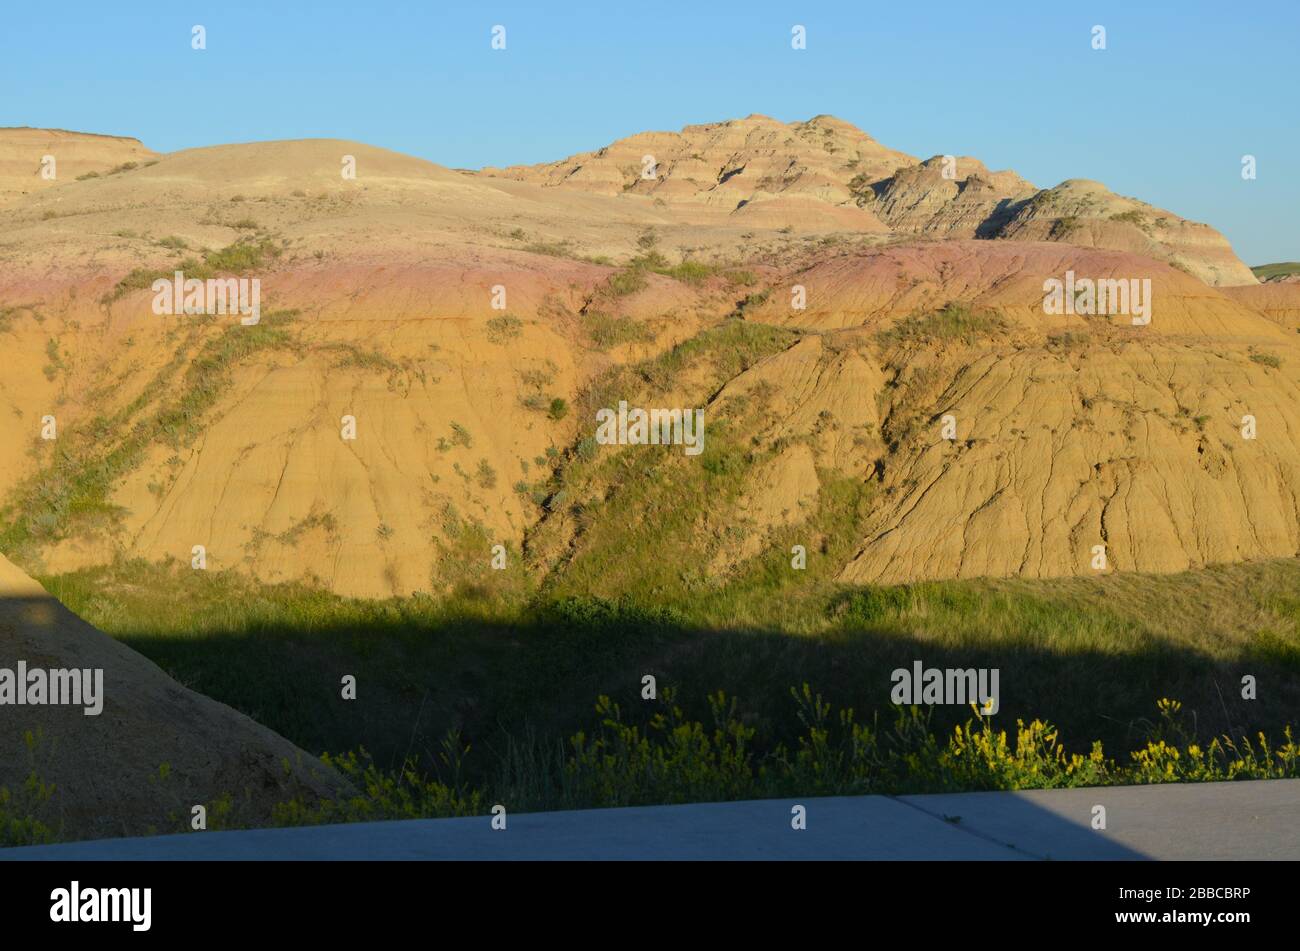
[3,779,1295,860]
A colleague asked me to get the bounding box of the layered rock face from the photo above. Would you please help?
[0,127,156,206]
[0,119,1290,601]
[486,116,1257,288]
[739,241,1298,582]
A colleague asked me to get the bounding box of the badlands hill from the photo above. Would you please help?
[0,552,348,840]
[0,116,1296,601]
[485,114,1257,287]
[0,128,156,207]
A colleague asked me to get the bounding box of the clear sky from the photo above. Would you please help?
[1,0,1294,264]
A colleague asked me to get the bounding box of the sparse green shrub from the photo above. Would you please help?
[1049,216,1082,238]
[273,740,484,826]
[877,303,1006,347]
[102,237,281,304]
[657,260,714,285]
[42,338,66,381]
[523,240,576,258]
[1109,209,1149,228]
[0,311,300,551]
[581,312,654,350]
[0,732,59,847]
[486,315,523,343]
[732,289,770,317]
[329,345,401,373]
[449,421,473,448]
[608,268,648,297]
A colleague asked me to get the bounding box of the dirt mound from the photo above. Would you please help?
[0,128,156,207]
[1223,282,1300,333]
[0,553,348,841]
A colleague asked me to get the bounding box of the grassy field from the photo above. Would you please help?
[36,554,1300,823]
[1251,262,1300,282]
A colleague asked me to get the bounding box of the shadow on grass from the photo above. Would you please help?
[108,595,1298,795]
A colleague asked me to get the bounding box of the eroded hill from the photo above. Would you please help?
[484,114,1257,287]
[0,120,1293,600]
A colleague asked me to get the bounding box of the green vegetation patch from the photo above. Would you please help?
[0,311,300,553]
[580,311,654,350]
[103,237,282,304]
[1251,262,1300,282]
[876,303,1008,347]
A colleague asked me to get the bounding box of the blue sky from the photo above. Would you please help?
[2,1,1294,263]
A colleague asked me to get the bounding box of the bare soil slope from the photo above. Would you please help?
[0,553,348,841]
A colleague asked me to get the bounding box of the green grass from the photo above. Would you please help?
[1251,262,1300,282]
[485,315,524,343]
[265,691,1295,827]
[607,267,648,297]
[27,557,1300,831]
[654,260,714,285]
[731,289,771,318]
[0,731,59,847]
[580,311,655,350]
[102,237,282,304]
[521,240,577,258]
[876,303,1007,347]
[42,337,66,381]
[1109,209,1150,230]
[327,344,402,373]
[604,253,735,296]
[202,237,281,273]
